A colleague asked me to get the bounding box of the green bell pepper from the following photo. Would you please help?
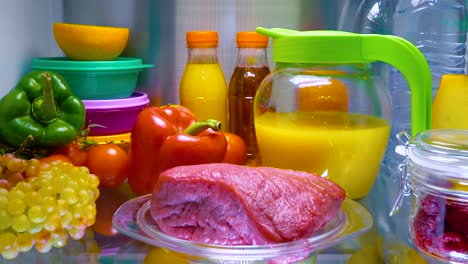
[0,71,86,148]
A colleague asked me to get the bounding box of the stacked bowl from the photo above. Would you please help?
[33,23,153,142]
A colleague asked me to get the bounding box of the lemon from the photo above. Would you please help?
[385,243,428,264]
[347,244,384,264]
[53,22,129,61]
[143,247,190,264]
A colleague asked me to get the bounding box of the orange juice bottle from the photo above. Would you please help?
[228,32,270,165]
[179,31,227,129]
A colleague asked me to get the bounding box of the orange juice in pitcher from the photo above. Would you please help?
[254,27,431,200]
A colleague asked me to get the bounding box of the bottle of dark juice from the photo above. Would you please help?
[228,32,270,166]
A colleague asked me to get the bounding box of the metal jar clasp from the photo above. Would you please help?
[389,131,413,216]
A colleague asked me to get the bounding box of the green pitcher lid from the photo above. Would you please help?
[256,28,366,63]
[256,27,433,135]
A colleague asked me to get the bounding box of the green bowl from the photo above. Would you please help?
[31,57,154,100]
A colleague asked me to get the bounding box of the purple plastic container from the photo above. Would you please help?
[82,91,150,136]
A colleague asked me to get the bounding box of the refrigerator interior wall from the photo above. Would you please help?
[62,0,349,105]
[0,0,63,97]
[0,0,360,104]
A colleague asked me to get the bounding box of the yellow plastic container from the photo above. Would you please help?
[432,74,468,129]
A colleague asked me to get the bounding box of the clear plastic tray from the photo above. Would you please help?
[113,195,372,263]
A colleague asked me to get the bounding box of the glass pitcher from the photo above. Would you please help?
[254,28,432,200]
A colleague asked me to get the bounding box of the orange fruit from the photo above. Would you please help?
[297,77,348,112]
[53,22,129,61]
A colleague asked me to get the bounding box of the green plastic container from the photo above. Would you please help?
[31,57,154,100]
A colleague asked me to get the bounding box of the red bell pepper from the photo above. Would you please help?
[128,105,228,195]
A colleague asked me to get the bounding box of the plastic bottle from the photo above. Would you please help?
[179,31,227,128]
[387,0,466,229]
[337,0,395,34]
[348,1,415,260]
[228,32,270,166]
[379,0,466,258]
[392,0,466,135]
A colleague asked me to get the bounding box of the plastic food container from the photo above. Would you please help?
[113,195,373,263]
[394,129,468,263]
[82,91,149,136]
[31,57,153,100]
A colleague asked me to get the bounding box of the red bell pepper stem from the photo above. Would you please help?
[184,119,222,135]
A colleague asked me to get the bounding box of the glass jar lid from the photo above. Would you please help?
[409,129,468,176]
[391,129,468,216]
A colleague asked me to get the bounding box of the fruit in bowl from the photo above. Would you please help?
[53,22,129,61]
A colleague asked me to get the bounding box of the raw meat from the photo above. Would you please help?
[150,163,346,245]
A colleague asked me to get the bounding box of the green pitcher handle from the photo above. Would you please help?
[362,34,432,135]
[256,27,432,135]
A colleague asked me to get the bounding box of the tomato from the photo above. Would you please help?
[91,188,128,236]
[0,179,10,190]
[222,132,247,165]
[86,144,129,189]
[40,154,73,164]
[55,143,88,166]
[39,154,73,169]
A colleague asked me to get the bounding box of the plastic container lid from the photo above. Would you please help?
[31,57,154,71]
[186,31,218,48]
[82,91,150,109]
[236,32,268,48]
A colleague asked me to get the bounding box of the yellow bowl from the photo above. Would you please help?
[53,22,130,61]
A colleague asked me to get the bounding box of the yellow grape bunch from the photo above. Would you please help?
[0,153,100,259]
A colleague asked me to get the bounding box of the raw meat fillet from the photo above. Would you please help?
[150,163,346,245]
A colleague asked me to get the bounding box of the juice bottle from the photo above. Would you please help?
[228,32,270,165]
[179,31,227,128]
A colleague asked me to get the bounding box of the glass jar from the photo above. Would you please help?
[394,129,468,263]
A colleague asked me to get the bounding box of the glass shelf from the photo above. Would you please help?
[0,183,368,264]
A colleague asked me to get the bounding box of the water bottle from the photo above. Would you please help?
[389,0,466,214]
[384,0,467,246]
[392,0,466,136]
[361,0,395,34]
[355,0,418,256]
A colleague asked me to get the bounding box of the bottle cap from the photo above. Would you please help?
[186,31,218,48]
[236,32,268,48]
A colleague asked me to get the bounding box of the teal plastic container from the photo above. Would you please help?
[31,57,154,100]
